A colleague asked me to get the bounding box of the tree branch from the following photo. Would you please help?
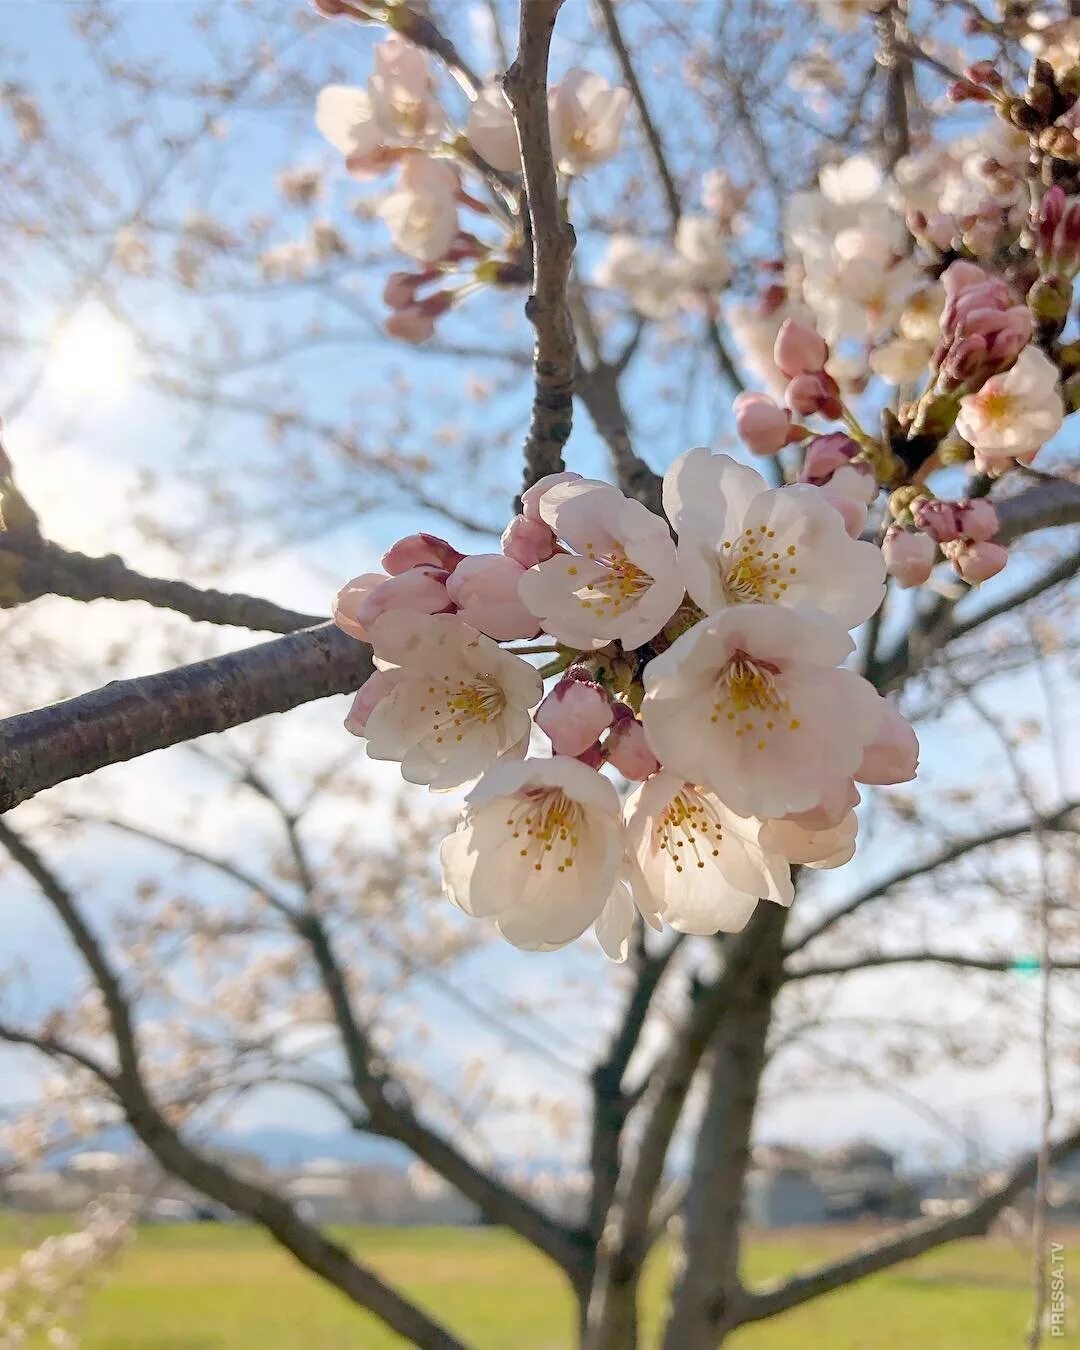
[0,624,372,811]
[504,0,576,493]
[785,950,1080,982]
[735,1124,1080,1327]
[1,537,322,633]
[0,817,469,1350]
[785,800,1080,956]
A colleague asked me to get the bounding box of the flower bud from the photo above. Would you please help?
[773,318,828,379]
[882,526,936,588]
[798,432,859,484]
[444,554,541,640]
[352,565,453,630]
[911,498,962,543]
[733,391,790,456]
[785,370,842,419]
[333,572,386,641]
[535,678,613,757]
[945,538,1007,583]
[954,497,999,542]
[501,514,558,568]
[382,532,465,576]
[605,708,660,780]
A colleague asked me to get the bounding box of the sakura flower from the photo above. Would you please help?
[316,86,384,171]
[594,865,661,963]
[674,215,731,291]
[382,532,464,575]
[856,697,919,785]
[764,810,858,868]
[549,68,630,176]
[333,572,386,641]
[521,470,585,522]
[662,450,885,629]
[338,565,452,635]
[368,36,443,142]
[466,85,520,172]
[378,157,460,263]
[624,774,793,935]
[869,335,932,385]
[359,611,541,789]
[440,756,624,949]
[445,554,541,641]
[774,318,828,378]
[641,604,884,819]
[518,480,684,650]
[535,677,613,757]
[955,345,1064,465]
[594,236,685,320]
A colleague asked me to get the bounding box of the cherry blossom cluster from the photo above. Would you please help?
[0,1199,133,1349]
[335,453,918,958]
[314,32,629,341]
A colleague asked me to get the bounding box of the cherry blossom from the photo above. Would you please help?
[955,345,1064,466]
[882,526,936,588]
[641,604,884,819]
[466,85,520,172]
[764,810,859,869]
[662,450,885,629]
[624,773,793,935]
[535,677,613,757]
[445,555,541,641]
[440,756,624,949]
[549,69,630,176]
[518,479,684,650]
[356,612,542,789]
[377,156,461,263]
[733,392,792,457]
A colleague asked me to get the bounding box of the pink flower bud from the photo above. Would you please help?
[444,554,541,640]
[954,498,999,542]
[353,565,453,630]
[383,270,437,310]
[384,305,437,344]
[883,526,937,588]
[945,538,1007,583]
[785,370,842,419]
[733,391,790,456]
[774,318,828,379]
[535,678,613,757]
[521,470,582,523]
[382,532,465,576]
[344,670,398,736]
[911,498,963,543]
[941,259,990,299]
[501,513,558,568]
[333,572,386,641]
[605,712,660,780]
[856,700,919,785]
[799,432,859,484]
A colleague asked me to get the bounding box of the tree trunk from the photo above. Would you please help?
[661,906,788,1349]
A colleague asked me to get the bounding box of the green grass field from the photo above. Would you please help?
[0,1216,1075,1348]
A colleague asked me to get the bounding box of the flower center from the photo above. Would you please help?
[419,675,505,745]
[720,525,798,604]
[505,789,583,874]
[979,390,1015,424]
[390,94,427,137]
[712,651,798,751]
[658,786,724,873]
[572,543,653,618]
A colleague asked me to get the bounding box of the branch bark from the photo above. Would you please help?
[504,0,576,494]
[0,624,372,811]
[735,1124,1080,1326]
[1,538,322,633]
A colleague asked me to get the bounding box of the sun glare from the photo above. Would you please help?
[46,307,137,404]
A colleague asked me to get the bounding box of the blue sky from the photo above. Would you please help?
[0,0,1077,1176]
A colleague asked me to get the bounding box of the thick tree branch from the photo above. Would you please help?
[504,0,576,493]
[1,537,322,633]
[995,477,1080,543]
[735,1124,1080,1326]
[0,624,372,811]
